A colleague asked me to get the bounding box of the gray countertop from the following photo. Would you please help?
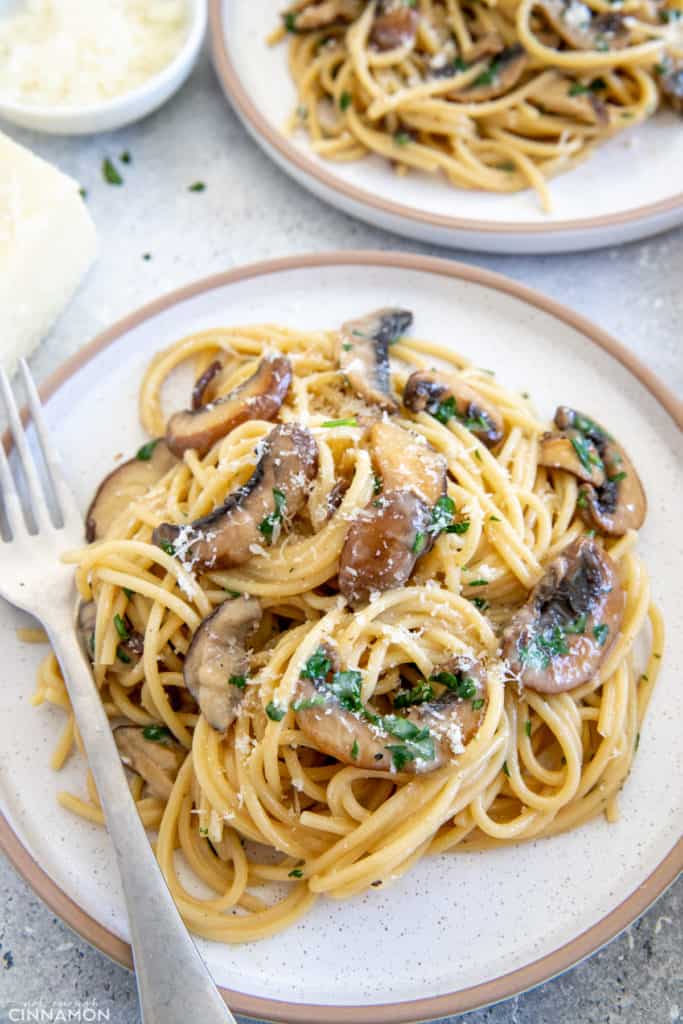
[1,45,681,1024]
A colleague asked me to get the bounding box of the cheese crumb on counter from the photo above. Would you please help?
[0,131,97,374]
[0,0,188,108]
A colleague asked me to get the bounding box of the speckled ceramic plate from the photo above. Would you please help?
[1,254,682,1024]
[209,0,683,254]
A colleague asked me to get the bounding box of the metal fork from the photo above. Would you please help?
[0,361,235,1024]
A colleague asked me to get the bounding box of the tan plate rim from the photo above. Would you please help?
[1,251,681,1024]
[208,0,683,239]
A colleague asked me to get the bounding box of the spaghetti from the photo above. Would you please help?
[272,0,683,210]
[32,311,662,943]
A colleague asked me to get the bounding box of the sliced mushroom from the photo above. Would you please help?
[114,725,186,800]
[658,60,683,115]
[450,45,528,103]
[539,431,606,487]
[183,596,262,732]
[192,359,223,410]
[465,32,505,63]
[288,0,362,31]
[338,308,413,413]
[339,489,433,603]
[553,407,646,535]
[77,600,97,661]
[166,355,293,459]
[537,0,630,50]
[153,424,319,569]
[85,440,177,542]
[502,537,624,694]
[528,73,608,125]
[294,647,486,773]
[369,421,447,505]
[370,1,419,50]
[403,369,504,446]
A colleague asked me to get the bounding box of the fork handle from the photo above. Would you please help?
[47,624,235,1024]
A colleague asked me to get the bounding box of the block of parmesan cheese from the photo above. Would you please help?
[0,131,97,374]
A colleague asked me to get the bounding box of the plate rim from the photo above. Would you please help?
[208,0,683,240]
[0,250,681,1024]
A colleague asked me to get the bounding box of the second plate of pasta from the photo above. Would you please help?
[1,252,681,1023]
[210,0,683,252]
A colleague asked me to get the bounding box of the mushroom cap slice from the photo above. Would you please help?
[338,308,412,412]
[369,421,447,505]
[539,431,606,486]
[294,647,487,773]
[371,2,419,50]
[153,424,319,569]
[502,537,625,694]
[403,369,504,446]
[536,0,630,50]
[339,489,433,603]
[166,354,293,458]
[192,359,223,410]
[659,61,683,116]
[450,45,528,103]
[85,440,177,542]
[183,596,262,733]
[291,0,362,30]
[527,73,608,125]
[114,725,186,801]
[553,406,646,535]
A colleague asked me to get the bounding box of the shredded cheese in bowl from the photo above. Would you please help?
[0,0,189,108]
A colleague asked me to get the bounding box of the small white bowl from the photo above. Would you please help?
[0,0,207,135]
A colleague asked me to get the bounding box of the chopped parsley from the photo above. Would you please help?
[123,587,134,599]
[120,150,132,164]
[571,435,603,475]
[351,739,360,760]
[342,342,353,351]
[225,589,242,598]
[339,91,352,111]
[136,439,159,461]
[393,130,412,146]
[259,488,287,542]
[266,701,286,722]
[412,531,427,555]
[608,471,627,484]
[328,670,364,713]
[142,724,173,743]
[565,613,587,635]
[568,78,606,96]
[283,11,298,30]
[472,698,485,711]
[519,625,569,669]
[373,473,383,496]
[430,494,470,536]
[502,760,510,777]
[394,680,433,709]
[472,58,500,88]
[102,158,123,185]
[471,597,489,612]
[468,579,489,587]
[188,181,206,192]
[321,417,358,428]
[159,540,175,556]
[524,719,532,738]
[288,867,304,877]
[385,719,435,769]
[113,614,129,640]
[593,623,609,647]
[116,646,132,664]
[292,695,325,711]
[229,675,247,689]
[635,732,640,752]
[430,670,477,700]
[301,647,333,682]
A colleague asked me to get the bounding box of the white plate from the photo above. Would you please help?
[209,0,683,254]
[1,253,682,1024]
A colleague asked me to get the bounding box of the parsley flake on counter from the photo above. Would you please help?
[188,181,206,192]
[102,157,123,186]
[136,439,159,461]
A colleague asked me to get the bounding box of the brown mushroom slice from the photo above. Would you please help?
[527,74,608,125]
[370,1,419,50]
[153,424,319,570]
[450,45,528,103]
[85,440,177,542]
[369,421,447,505]
[658,60,683,116]
[502,537,624,694]
[536,0,630,50]
[288,0,362,31]
[339,489,433,603]
[337,308,413,412]
[294,648,486,773]
[192,359,223,410]
[114,725,186,801]
[166,355,293,459]
[554,407,646,535]
[183,596,262,733]
[539,431,606,486]
[404,369,504,447]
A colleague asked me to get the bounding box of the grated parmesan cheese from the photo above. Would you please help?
[0,0,189,108]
